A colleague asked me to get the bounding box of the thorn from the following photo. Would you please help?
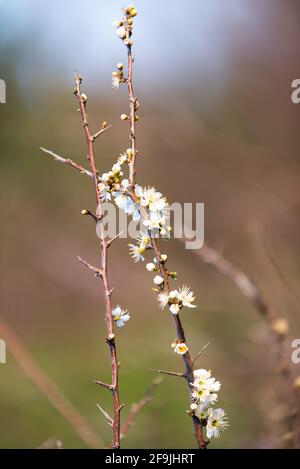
[118,403,125,413]
[81,209,98,222]
[77,255,102,278]
[91,124,112,142]
[93,380,113,391]
[192,343,210,364]
[149,368,184,378]
[107,232,123,248]
[96,404,113,427]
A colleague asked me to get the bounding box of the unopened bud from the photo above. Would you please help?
[81,209,88,215]
[272,318,289,336]
[117,63,124,70]
[120,113,129,120]
[294,376,300,390]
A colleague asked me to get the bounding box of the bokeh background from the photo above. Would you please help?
[1,0,300,449]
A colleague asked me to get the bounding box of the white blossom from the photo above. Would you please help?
[173,342,188,355]
[129,244,145,263]
[178,285,196,308]
[206,408,228,438]
[112,306,130,327]
[112,75,121,89]
[117,26,126,39]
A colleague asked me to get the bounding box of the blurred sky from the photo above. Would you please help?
[0,0,280,96]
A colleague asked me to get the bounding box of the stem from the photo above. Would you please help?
[124,42,207,448]
[127,45,137,187]
[74,76,121,449]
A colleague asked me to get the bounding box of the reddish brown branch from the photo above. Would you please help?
[74,75,121,449]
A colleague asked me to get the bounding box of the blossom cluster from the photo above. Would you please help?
[113,4,137,49]
[190,368,228,439]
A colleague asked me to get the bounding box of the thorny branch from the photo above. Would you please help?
[73,74,122,449]
[121,10,208,449]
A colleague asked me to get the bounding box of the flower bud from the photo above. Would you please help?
[124,38,133,47]
[117,63,124,70]
[153,275,164,286]
[120,113,129,120]
[117,27,126,39]
[101,121,108,128]
[294,376,300,390]
[81,93,87,103]
[146,262,156,272]
[190,403,198,411]
[134,115,139,121]
[272,318,289,336]
[160,254,168,263]
[81,209,88,215]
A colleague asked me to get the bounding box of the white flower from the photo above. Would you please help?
[195,406,208,421]
[118,153,128,165]
[101,172,110,182]
[113,193,140,220]
[98,183,111,202]
[143,211,165,230]
[158,293,169,309]
[129,244,145,263]
[121,178,130,189]
[112,75,121,89]
[193,369,212,387]
[173,342,188,355]
[194,369,211,380]
[112,306,130,327]
[153,275,164,286]
[206,408,228,438]
[206,377,221,393]
[178,285,196,309]
[192,387,210,403]
[169,303,180,315]
[112,163,121,173]
[146,262,156,272]
[117,26,126,39]
[190,403,198,411]
[136,231,151,248]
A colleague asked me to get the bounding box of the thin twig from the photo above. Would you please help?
[73,74,121,449]
[123,21,207,448]
[149,368,184,378]
[77,255,103,278]
[0,317,101,448]
[192,343,210,365]
[97,404,113,427]
[94,380,113,391]
[40,147,92,177]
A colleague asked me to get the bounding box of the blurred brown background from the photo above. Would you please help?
[1,0,300,448]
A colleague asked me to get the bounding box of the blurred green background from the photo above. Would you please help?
[1,0,300,449]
